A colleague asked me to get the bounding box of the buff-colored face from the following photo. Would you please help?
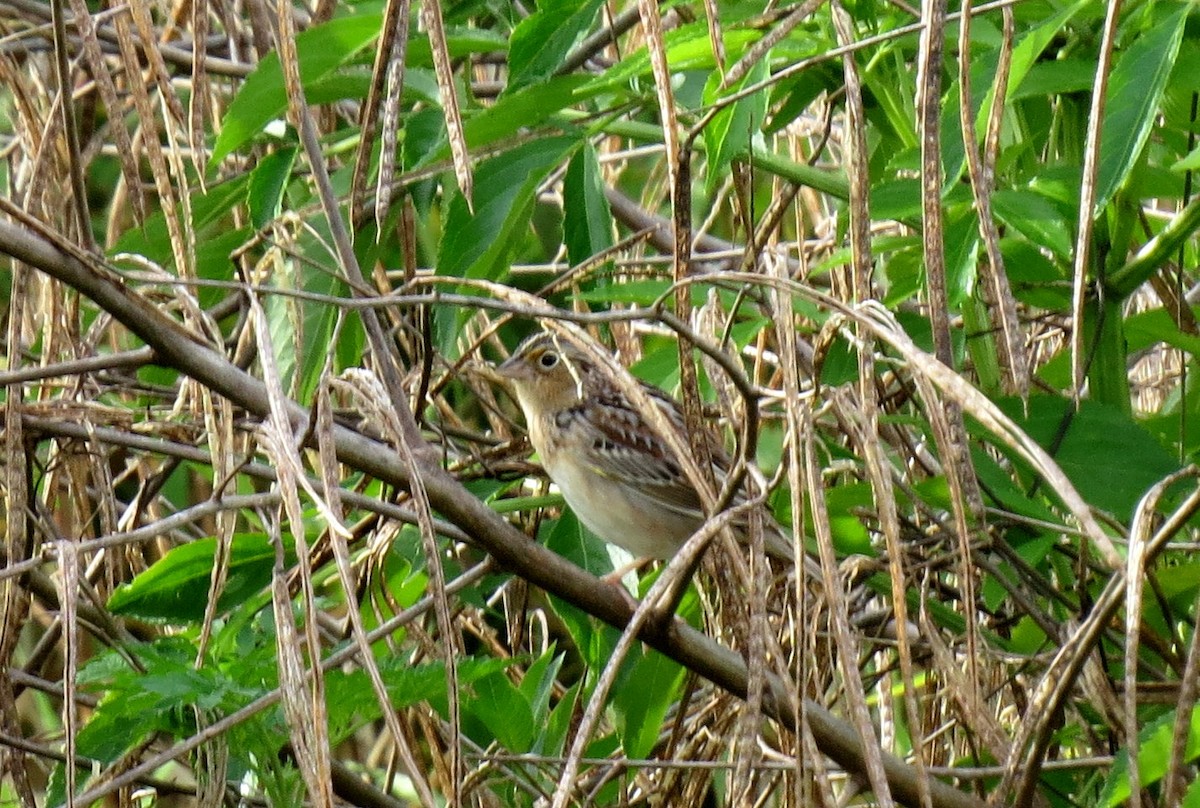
[495,335,591,416]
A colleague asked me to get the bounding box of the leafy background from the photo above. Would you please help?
[0,0,1199,806]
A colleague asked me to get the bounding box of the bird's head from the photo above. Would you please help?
[494,332,596,417]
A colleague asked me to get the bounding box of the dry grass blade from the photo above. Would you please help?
[636,0,680,192]
[58,536,80,806]
[376,28,410,235]
[3,0,1195,800]
[315,375,439,808]
[188,0,212,183]
[725,0,826,89]
[1,268,36,807]
[803,417,896,808]
[48,0,92,249]
[854,302,1118,568]
[1070,0,1123,398]
[333,369,446,808]
[915,0,951,366]
[957,0,1028,397]
[836,391,935,808]
[1121,472,1190,808]
[351,0,410,229]
[830,1,870,301]
[64,0,145,223]
[915,615,1011,761]
[252,289,336,807]
[266,509,334,808]
[549,501,772,808]
[1164,482,1200,806]
[1001,474,1200,806]
[112,11,188,276]
[701,0,726,73]
[421,0,472,207]
[908,356,985,710]
[196,393,236,660]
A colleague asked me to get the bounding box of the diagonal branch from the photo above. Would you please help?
[0,219,985,808]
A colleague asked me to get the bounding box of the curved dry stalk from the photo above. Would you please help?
[0,216,988,808]
[1069,0,1123,398]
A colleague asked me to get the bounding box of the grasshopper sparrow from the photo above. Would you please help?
[493,331,795,562]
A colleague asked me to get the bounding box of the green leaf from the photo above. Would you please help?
[542,680,581,756]
[467,671,535,750]
[108,534,283,622]
[1003,0,1093,105]
[543,507,618,578]
[212,14,383,165]
[507,0,604,92]
[1173,142,1200,173]
[414,75,594,169]
[1101,703,1200,806]
[326,657,510,745]
[1010,58,1097,101]
[944,204,980,306]
[991,188,1073,258]
[992,397,1180,518]
[247,147,298,229]
[406,27,509,66]
[437,135,578,279]
[111,178,249,274]
[1094,5,1189,213]
[613,648,685,759]
[520,647,564,730]
[562,144,614,267]
[1125,306,1200,357]
[584,24,761,92]
[702,57,769,196]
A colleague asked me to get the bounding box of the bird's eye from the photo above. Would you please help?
[537,351,559,369]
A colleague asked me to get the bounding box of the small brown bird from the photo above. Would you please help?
[492,331,797,563]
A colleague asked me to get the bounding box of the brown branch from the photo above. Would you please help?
[0,219,986,808]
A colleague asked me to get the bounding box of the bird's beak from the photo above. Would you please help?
[469,360,507,385]
[494,355,530,382]
[472,356,530,387]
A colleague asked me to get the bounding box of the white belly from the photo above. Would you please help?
[544,454,697,559]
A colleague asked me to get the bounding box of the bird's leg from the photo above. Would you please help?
[599,556,654,586]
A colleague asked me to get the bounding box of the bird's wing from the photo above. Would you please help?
[568,388,707,517]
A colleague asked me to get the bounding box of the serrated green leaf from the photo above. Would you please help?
[508,0,604,92]
[327,657,511,745]
[702,58,768,196]
[468,672,535,750]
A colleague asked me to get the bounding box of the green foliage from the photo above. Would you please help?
[1101,705,1200,806]
[107,533,286,622]
[212,14,384,165]
[7,0,1200,803]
